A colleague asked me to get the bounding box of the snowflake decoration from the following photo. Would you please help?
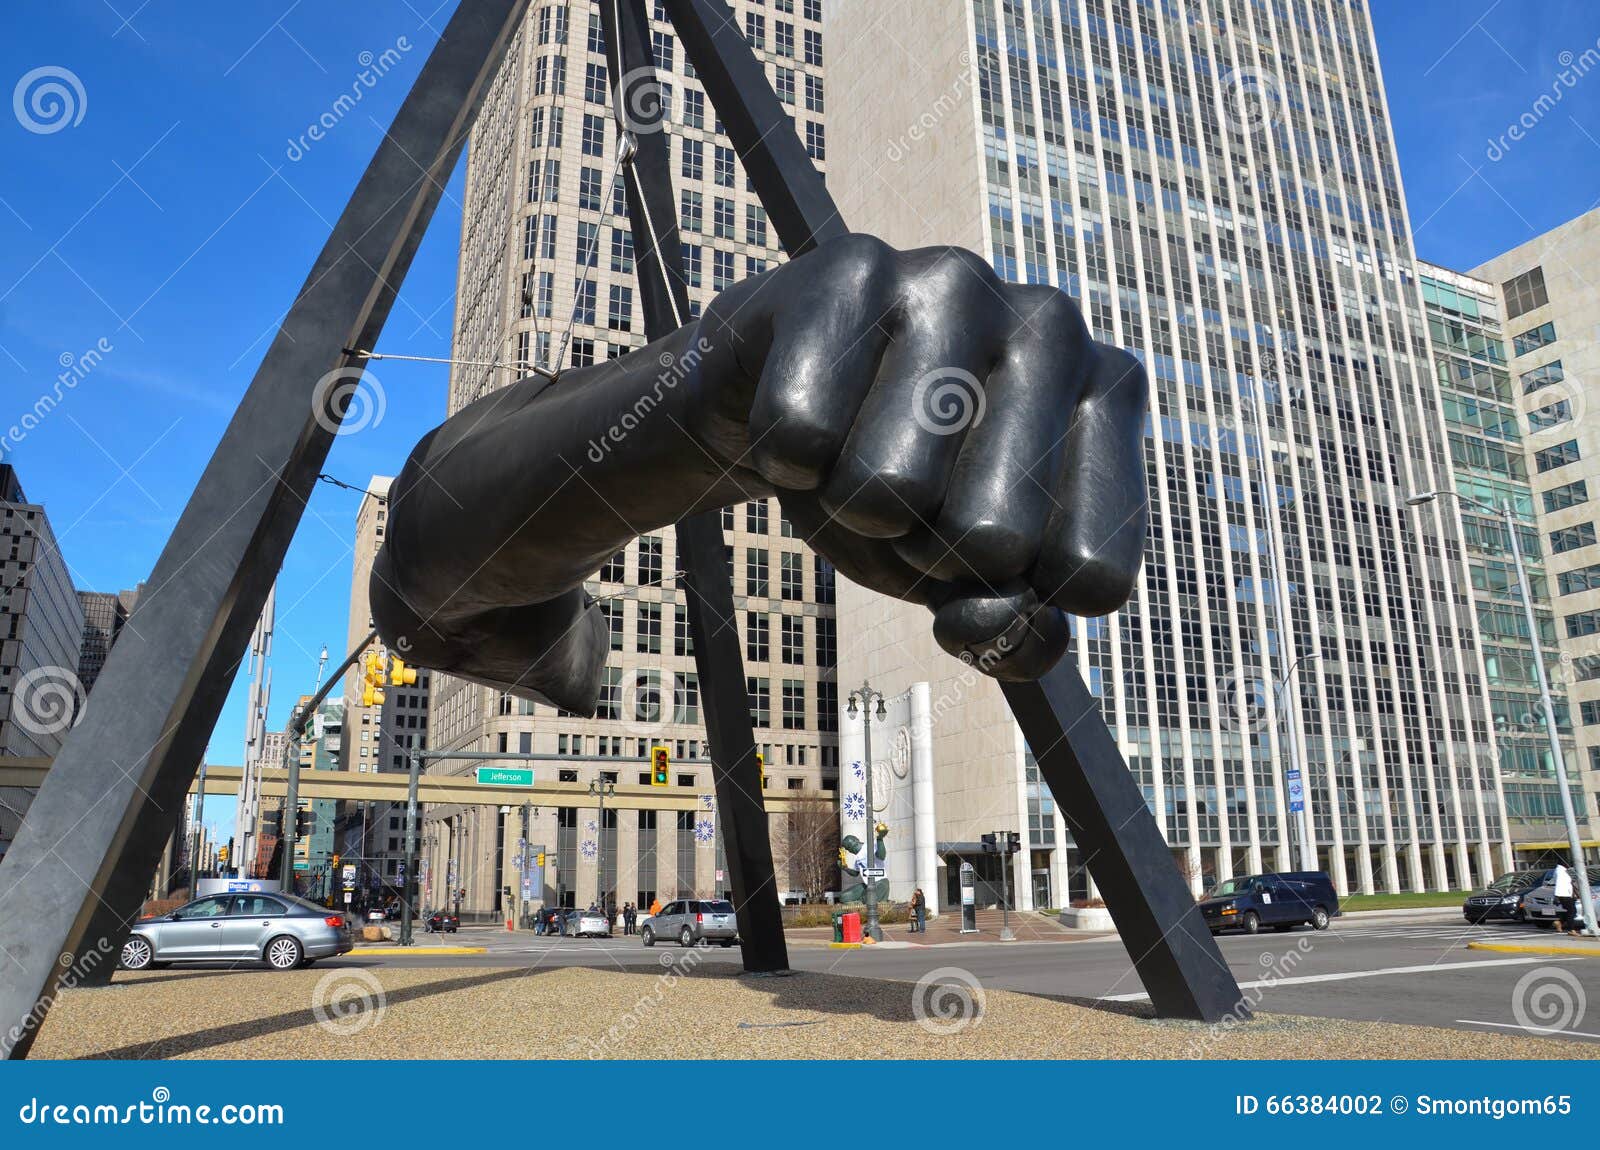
[580,839,598,859]
[850,759,864,780]
[700,793,716,810]
[842,792,866,820]
[694,818,716,844]
[585,819,598,833]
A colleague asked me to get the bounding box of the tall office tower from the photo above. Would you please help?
[825,0,1510,905]
[1419,262,1583,847]
[427,0,835,914]
[339,476,429,896]
[1472,208,1600,848]
[75,585,141,696]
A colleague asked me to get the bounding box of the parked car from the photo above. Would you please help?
[1199,871,1339,935]
[641,899,739,947]
[119,893,353,971]
[1461,869,1552,924]
[1520,867,1600,927]
[572,908,613,938]
[425,909,460,933]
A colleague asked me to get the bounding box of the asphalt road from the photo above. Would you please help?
[343,913,1600,1044]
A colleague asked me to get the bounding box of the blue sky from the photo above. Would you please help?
[3,2,1599,840]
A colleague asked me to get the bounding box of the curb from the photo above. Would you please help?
[827,942,862,950]
[1465,940,1600,958]
[348,946,487,956]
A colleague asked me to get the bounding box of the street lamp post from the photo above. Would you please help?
[847,684,886,943]
[1407,488,1597,936]
[1277,652,1320,873]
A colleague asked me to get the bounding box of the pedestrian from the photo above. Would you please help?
[1554,864,1579,934]
[911,887,927,934]
[650,897,661,916]
[627,903,637,934]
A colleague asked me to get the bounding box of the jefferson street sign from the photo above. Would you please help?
[476,766,534,787]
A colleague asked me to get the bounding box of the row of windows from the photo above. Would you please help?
[1512,320,1557,357]
[1533,438,1581,474]
[1502,266,1549,321]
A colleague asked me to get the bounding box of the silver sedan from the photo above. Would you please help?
[119,892,354,971]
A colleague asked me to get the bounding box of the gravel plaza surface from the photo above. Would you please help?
[27,964,1600,1061]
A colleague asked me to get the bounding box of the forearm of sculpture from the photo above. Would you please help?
[370,323,759,713]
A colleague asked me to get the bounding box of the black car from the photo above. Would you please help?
[1462,868,1551,924]
[1199,871,1340,934]
[425,909,460,933]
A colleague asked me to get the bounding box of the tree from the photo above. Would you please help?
[784,794,840,901]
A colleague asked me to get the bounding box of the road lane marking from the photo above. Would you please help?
[1101,956,1578,1002]
[1456,1019,1600,1040]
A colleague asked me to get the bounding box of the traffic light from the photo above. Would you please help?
[1007,833,1022,856]
[330,853,341,870]
[216,845,229,864]
[981,832,997,854]
[650,745,670,787]
[755,751,765,790]
[295,808,317,836]
[260,809,282,836]
[535,852,546,868]
[361,650,387,707]
[388,656,417,687]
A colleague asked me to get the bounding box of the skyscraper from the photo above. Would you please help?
[428,0,835,913]
[825,0,1510,903]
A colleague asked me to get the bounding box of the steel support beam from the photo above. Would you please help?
[0,0,531,1058]
[669,0,1244,1021]
[601,0,787,972]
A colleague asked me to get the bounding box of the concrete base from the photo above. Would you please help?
[1059,906,1115,931]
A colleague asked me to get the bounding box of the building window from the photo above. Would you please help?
[638,535,663,585]
[780,551,802,601]
[1521,360,1565,395]
[597,667,621,720]
[674,606,694,657]
[637,602,661,654]
[1535,439,1581,473]
[747,677,771,728]
[1544,479,1588,513]
[780,614,804,665]
[817,679,838,732]
[1512,320,1557,356]
[745,500,768,534]
[1502,266,1549,320]
[814,556,835,604]
[1552,523,1597,555]
[745,548,769,597]
[600,549,625,582]
[600,600,623,650]
[608,284,633,331]
[746,611,770,662]
[782,680,805,730]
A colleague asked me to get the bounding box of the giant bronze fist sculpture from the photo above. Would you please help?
[371,235,1148,713]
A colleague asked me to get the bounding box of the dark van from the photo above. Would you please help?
[1199,871,1340,935]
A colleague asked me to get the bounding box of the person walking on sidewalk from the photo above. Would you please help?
[910,888,927,934]
[1554,864,1580,934]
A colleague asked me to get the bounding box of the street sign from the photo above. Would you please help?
[1286,769,1305,813]
[475,766,534,787]
[859,867,885,879]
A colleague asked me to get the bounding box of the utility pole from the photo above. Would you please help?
[589,776,615,911]
[399,747,421,946]
[189,760,207,893]
[1408,489,1598,935]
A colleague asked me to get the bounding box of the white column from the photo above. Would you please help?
[909,682,938,914]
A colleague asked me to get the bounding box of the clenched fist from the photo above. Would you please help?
[372,235,1148,713]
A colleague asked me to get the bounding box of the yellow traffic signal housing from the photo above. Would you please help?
[535,852,546,867]
[650,745,670,786]
[216,845,229,863]
[755,751,765,789]
[362,683,385,707]
[389,656,417,687]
